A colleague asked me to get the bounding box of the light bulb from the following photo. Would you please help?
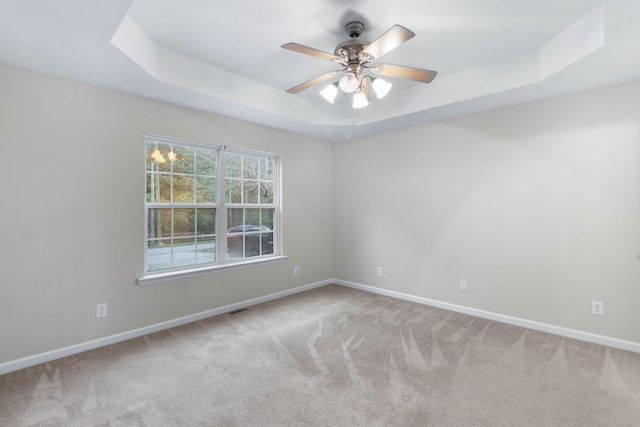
[319,83,338,103]
[338,72,359,93]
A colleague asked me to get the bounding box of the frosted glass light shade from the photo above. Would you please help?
[352,90,369,109]
[371,78,392,99]
[320,83,338,103]
[338,72,359,93]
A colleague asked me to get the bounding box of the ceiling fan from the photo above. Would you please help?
[281,21,437,108]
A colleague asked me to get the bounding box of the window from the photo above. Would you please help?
[143,134,280,278]
[225,151,276,259]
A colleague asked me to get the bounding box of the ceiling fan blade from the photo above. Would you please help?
[371,63,437,83]
[281,43,339,62]
[362,25,415,59]
[286,70,342,94]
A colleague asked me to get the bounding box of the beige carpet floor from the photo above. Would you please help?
[2,284,640,426]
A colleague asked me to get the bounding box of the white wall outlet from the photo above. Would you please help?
[294,266,299,276]
[592,301,604,316]
[459,280,467,291]
[376,267,383,277]
[96,303,108,318]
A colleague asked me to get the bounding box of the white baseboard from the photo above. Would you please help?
[3,278,638,376]
[334,279,640,354]
[0,279,331,376]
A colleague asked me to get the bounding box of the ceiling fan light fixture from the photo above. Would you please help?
[353,78,371,109]
[282,22,437,110]
[338,72,359,93]
[352,90,369,109]
[319,83,338,103]
[371,78,392,99]
[353,90,369,108]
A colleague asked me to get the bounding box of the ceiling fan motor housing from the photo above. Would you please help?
[345,21,366,38]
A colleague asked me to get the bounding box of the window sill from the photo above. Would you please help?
[137,256,288,286]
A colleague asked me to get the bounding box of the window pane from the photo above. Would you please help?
[173,238,196,268]
[261,234,274,255]
[228,208,244,229]
[196,177,215,203]
[173,175,194,203]
[172,145,194,174]
[226,178,241,203]
[245,208,260,225]
[196,208,216,235]
[227,208,244,258]
[158,175,171,202]
[196,149,216,176]
[146,172,158,203]
[227,236,243,258]
[260,182,273,204]
[173,208,195,237]
[243,180,259,203]
[147,238,172,271]
[147,142,172,173]
[146,145,156,172]
[261,209,274,256]
[196,236,216,264]
[148,208,172,238]
[244,233,261,257]
[261,209,274,230]
[226,152,242,178]
[261,157,274,180]
[243,155,260,179]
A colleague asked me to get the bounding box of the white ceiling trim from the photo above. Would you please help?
[539,3,604,79]
[110,15,329,125]
[112,4,604,129]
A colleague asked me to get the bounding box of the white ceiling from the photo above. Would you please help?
[1,0,639,141]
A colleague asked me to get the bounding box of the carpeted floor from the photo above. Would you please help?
[2,284,640,426]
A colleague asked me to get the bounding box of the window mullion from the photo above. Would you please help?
[218,149,228,262]
[170,145,175,269]
[192,149,198,263]
[274,156,281,256]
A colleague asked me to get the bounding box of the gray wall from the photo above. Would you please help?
[2,62,639,365]
[333,80,640,343]
[0,65,333,364]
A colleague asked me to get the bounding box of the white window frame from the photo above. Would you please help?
[138,134,285,285]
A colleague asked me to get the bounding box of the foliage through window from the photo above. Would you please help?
[145,135,279,273]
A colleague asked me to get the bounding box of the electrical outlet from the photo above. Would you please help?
[294,266,299,276]
[96,303,108,318]
[592,301,604,316]
[459,280,467,291]
[376,267,383,277]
